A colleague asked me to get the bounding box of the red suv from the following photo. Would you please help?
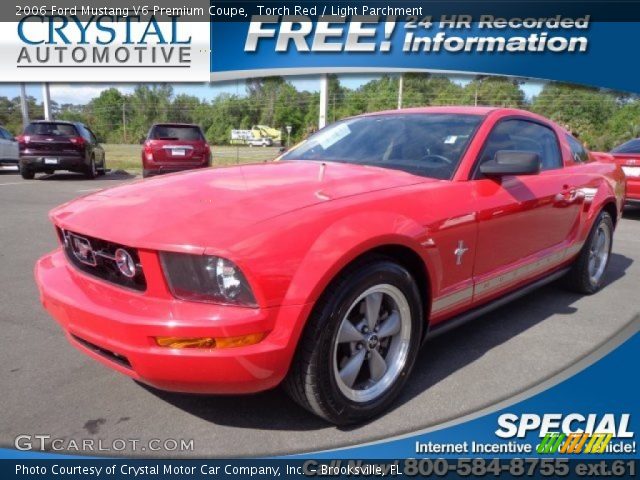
[142,124,211,178]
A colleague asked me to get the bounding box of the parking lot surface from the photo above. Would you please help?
[1,168,638,457]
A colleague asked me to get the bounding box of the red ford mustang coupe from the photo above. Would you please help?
[36,107,624,424]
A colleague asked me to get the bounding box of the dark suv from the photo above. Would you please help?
[18,121,106,180]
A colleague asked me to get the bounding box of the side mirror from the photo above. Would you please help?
[480,150,541,177]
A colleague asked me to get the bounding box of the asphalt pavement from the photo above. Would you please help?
[0,167,638,457]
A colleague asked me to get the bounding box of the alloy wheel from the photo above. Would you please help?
[332,284,412,403]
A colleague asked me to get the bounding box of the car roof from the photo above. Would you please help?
[362,106,500,117]
[29,120,78,125]
[151,123,199,127]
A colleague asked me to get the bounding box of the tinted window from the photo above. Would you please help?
[612,139,640,154]
[477,119,561,173]
[25,123,78,137]
[281,114,483,179]
[149,125,203,141]
[566,134,589,163]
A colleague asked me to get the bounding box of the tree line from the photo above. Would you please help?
[0,74,638,151]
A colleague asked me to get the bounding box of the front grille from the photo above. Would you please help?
[58,228,147,291]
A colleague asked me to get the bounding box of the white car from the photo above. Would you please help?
[0,126,19,169]
[248,137,273,147]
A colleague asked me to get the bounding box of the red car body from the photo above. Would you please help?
[593,141,640,204]
[141,123,211,178]
[36,107,625,398]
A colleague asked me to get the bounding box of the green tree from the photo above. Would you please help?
[532,83,617,150]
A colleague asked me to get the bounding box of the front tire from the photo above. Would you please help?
[284,258,423,425]
[563,211,613,294]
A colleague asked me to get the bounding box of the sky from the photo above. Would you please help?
[0,74,545,105]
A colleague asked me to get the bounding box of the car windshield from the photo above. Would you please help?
[150,125,203,141]
[25,123,77,137]
[281,113,483,179]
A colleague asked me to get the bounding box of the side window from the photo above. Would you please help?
[566,134,589,163]
[86,128,98,144]
[0,128,10,139]
[477,119,562,174]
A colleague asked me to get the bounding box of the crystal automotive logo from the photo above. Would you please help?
[496,414,635,455]
[6,13,210,81]
[17,15,192,67]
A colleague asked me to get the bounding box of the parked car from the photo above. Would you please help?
[248,137,273,147]
[142,123,211,178]
[596,138,640,205]
[17,121,105,180]
[0,126,19,169]
[36,107,624,424]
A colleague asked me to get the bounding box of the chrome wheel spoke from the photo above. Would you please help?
[369,349,388,382]
[377,311,401,338]
[365,292,383,331]
[338,321,365,344]
[339,349,366,388]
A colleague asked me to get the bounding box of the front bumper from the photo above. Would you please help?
[21,155,85,171]
[35,248,307,394]
[143,165,208,177]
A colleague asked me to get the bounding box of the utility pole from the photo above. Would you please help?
[122,101,127,143]
[20,84,29,128]
[319,74,328,129]
[397,74,404,109]
[42,83,52,120]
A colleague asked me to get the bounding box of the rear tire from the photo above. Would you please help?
[284,257,423,425]
[20,164,35,180]
[84,157,97,179]
[142,169,151,178]
[97,159,106,176]
[563,211,613,294]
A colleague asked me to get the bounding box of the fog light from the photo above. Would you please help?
[155,332,266,349]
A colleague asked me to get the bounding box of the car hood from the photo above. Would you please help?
[50,161,427,253]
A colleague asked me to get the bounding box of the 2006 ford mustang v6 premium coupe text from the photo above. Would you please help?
[36,107,625,424]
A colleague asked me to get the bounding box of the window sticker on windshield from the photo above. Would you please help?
[444,135,458,144]
[316,123,351,149]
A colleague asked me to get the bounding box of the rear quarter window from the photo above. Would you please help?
[566,134,590,163]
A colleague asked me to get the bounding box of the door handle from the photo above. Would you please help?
[556,188,585,204]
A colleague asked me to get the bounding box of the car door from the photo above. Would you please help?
[86,127,104,165]
[3,128,19,160]
[0,127,9,159]
[470,117,583,305]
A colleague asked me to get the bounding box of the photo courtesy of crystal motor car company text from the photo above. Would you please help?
[0,1,638,470]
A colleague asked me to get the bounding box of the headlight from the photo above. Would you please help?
[160,252,257,307]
